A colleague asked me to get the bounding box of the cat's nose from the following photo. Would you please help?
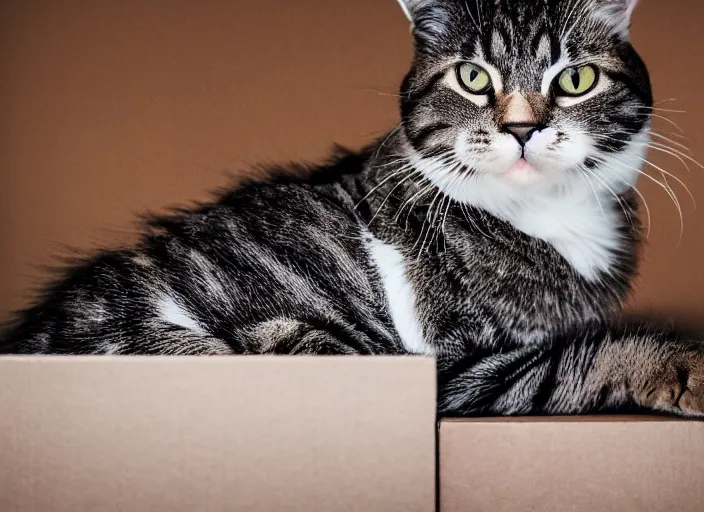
[503,123,541,146]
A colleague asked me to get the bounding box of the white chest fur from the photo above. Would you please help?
[508,194,623,280]
[365,234,435,355]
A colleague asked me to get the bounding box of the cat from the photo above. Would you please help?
[2,0,703,417]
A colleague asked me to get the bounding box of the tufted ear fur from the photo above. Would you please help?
[593,0,640,38]
[396,0,435,23]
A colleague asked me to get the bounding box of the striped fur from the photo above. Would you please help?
[3,0,704,417]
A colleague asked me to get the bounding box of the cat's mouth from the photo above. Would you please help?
[500,157,542,186]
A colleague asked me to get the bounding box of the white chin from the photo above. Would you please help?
[498,159,544,186]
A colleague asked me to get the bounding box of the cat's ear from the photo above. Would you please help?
[396,0,434,23]
[602,0,639,18]
[594,0,640,38]
[397,0,453,49]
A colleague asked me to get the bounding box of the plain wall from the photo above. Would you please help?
[2,0,704,324]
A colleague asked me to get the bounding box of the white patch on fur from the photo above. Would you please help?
[491,30,507,58]
[411,128,651,280]
[159,295,204,334]
[102,344,123,355]
[536,34,551,61]
[509,193,622,279]
[365,234,434,355]
[541,57,571,95]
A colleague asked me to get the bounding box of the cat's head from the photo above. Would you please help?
[396,0,651,211]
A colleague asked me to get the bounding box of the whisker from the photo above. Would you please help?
[373,156,415,169]
[414,186,445,260]
[402,183,435,230]
[561,0,588,40]
[440,191,457,255]
[587,128,692,154]
[647,142,704,171]
[586,132,703,177]
[621,177,652,237]
[591,153,685,240]
[578,167,608,225]
[647,132,692,154]
[355,165,413,208]
[632,154,696,207]
[394,150,454,220]
[647,113,686,133]
[459,199,493,240]
[414,160,464,260]
[430,193,450,254]
[583,166,636,229]
[635,106,687,114]
[397,179,434,225]
[660,174,685,246]
[463,1,481,33]
[644,145,693,175]
[434,171,463,254]
[359,88,403,98]
[366,170,422,227]
[369,123,404,169]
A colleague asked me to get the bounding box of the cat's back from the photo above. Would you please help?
[1,151,382,355]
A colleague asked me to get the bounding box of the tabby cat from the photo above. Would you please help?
[3,0,704,417]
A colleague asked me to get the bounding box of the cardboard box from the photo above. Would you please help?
[439,417,704,512]
[0,356,437,512]
[3,356,703,512]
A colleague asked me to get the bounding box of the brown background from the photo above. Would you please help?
[1,0,703,323]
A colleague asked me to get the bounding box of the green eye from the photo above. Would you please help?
[556,65,598,96]
[457,63,492,94]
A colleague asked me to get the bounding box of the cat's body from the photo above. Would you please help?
[3,0,704,417]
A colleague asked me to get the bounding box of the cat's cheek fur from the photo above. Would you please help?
[453,130,521,175]
[480,135,523,176]
[414,124,643,280]
[524,128,591,176]
[591,128,650,194]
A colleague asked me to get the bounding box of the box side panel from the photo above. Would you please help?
[439,419,704,512]
[0,356,436,512]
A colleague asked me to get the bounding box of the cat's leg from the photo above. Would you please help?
[253,319,373,355]
[9,325,236,355]
[98,328,236,355]
[438,325,704,417]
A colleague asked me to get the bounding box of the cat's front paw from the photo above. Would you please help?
[638,347,704,417]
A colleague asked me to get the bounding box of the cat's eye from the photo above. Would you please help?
[456,63,492,94]
[555,65,598,97]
